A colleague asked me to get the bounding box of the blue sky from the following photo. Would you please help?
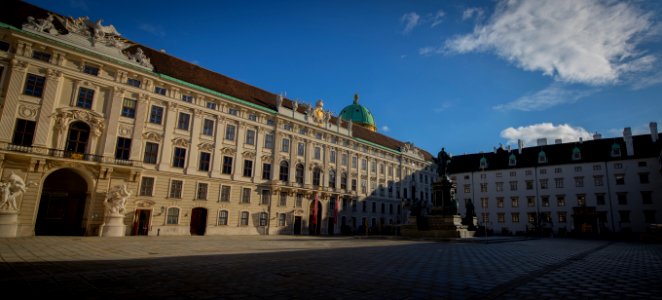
[26,0,662,156]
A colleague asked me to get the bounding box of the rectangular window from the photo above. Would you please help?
[83,64,99,76]
[115,137,131,160]
[32,51,51,62]
[341,154,348,166]
[496,182,503,192]
[642,191,652,204]
[0,41,8,51]
[281,138,290,152]
[541,196,550,207]
[155,86,167,95]
[197,183,208,200]
[497,213,505,223]
[297,142,305,156]
[76,87,94,109]
[314,147,322,160]
[12,119,36,147]
[243,160,253,177]
[330,150,336,163]
[619,211,630,223]
[262,163,271,180]
[202,119,214,136]
[228,108,238,116]
[225,124,236,140]
[539,179,548,189]
[218,210,228,225]
[558,212,567,223]
[511,213,520,223]
[615,174,625,185]
[248,114,257,121]
[172,147,186,168]
[206,101,217,109]
[574,176,584,188]
[182,94,193,102]
[121,98,136,118]
[639,173,650,184]
[481,197,489,208]
[594,175,604,187]
[261,189,271,205]
[279,192,287,206]
[143,142,159,164]
[480,183,488,193]
[361,159,367,170]
[149,106,164,124]
[352,156,357,168]
[509,181,518,191]
[496,197,504,208]
[463,184,470,193]
[245,129,255,145]
[220,185,231,202]
[139,177,154,196]
[556,195,566,207]
[617,193,627,205]
[127,78,141,87]
[296,194,303,208]
[199,152,211,171]
[596,193,606,205]
[166,208,179,224]
[240,211,249,225]
[554,178,563,188]
[241,188,251,203]
[527,197,535,207]
[511,197,519,208]
[169,180,183,198]
[264,133,274,149]
[222,156,233,175]
[278,213,286,226]
[177,112,190,130]
[577,194,586,206]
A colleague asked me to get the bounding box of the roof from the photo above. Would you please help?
[448,134,662,174]
[2,0,434,162]
[339,95,376,132]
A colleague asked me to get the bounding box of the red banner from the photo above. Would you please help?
[312,193,319,225]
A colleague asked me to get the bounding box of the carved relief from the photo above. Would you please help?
[242,151,256,159]
[52,108,105,136]
[118,125,132,137]
[261,155,273,163]
[172,137,190,148]
[221,147,236,155]
[18,104,39,120]
[199,142,215,152]
[142,131,162,142]
[135,199,156,208]
[125,48,153,68]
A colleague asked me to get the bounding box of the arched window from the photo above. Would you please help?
[538,150,547,163]
[313,167,321,186]
[508,154,517,166]
[611,143,621,157]
[572,147,581,160]
[295,163,304,184]
[328,169,336,188]
[166,207,180,225]
[66,121,90,155]
[218,210,228,225]
[279,161,289,182]
[479,157,488,169]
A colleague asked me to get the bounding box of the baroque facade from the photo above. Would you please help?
[449,126,662,236]
[0,1,435,237]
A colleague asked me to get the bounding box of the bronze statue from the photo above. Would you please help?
[436,147,451,179]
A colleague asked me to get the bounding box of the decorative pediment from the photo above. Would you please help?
[172,137,190,147]
[198,142,215,152]
[242,151,256,159]
[261,155,273,163]
[142,131,162,142]
[221,147,236,155]
[52,107,105,136]
[135,199,156,208]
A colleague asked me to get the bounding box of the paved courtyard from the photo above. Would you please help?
[0,235,660,299]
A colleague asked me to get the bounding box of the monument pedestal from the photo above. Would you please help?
[99,215,126,237]
[0,211,18,237]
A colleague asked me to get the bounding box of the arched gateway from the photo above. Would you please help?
[35,169,88,236]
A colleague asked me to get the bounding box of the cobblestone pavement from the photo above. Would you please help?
[0,235,660,300]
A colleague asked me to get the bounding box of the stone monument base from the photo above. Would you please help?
[99,215,126,237]
[0,211,18,237]
[401,215,475,239]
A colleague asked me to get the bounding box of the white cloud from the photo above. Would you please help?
[462,7,484,21]
[400,12,420,34]
[494,83,597,111]
[419,46,437,56]
[501,123,593,146]
[429,10,446,28]
[381,125,390,132]
[139,23,166,37]
[445,0,655,85]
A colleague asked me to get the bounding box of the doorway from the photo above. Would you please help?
[132,209,151,236]
[190,207,208,236]
[293,216,302,235]
[35,169,88,236]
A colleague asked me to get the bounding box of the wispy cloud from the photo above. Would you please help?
[494,83,597,111]
[400,12,420,34]
[445,0,656,86]
[381,125,390,132]
[139,23,166,37]
[462,7,484,21]
[501,123,593,146]
[428,10,446,28]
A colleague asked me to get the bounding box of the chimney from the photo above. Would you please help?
[593,132,602,140]
[555,139,562,144]
[579,137,583,143]
[537,138,547,146]
[518,139,524,154]
[651,122,658,143]
[623,127,634,156]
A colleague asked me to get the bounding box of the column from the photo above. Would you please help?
[157,102,178,170]
[211,115,225,175]
[231,121,245,181]
[185,109,203,174]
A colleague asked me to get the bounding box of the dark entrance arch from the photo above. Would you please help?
[309,199,322,235]
[35,169,88,236]
[190,207,208,236]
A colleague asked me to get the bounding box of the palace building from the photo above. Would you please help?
[449,125,662,236]
[0,1,436,237]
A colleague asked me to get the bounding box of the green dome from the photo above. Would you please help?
[339,94,377,132]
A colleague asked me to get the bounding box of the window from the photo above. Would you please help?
[261,189,271,205]
[169,180,183,198]
[0,41,8,51]
[617,193,627,205]
[197,183,208,200]
[264,133,274,149]
[527,197,535,207]
[12,119,36,147]
[352,156,357,168]
[558,212,567,223]
[240,211,249,226]
[155,86,167,95]
[83,64,99,76]
[511,197,519,208]
[574,176,584,187]
[594,175,604,187]
[262,163,272,180]
[615,174,625,185]
[572,147,581,160]
[497,197,504,208]
[554,168,562,174]
[644,210,656,224]
[642,191,652,204]
[32,51,51,62]
[596,193,606,205]
[166,208,179,224]
[554,178,564,188]
[330,150,336,163]
[509,181,518,191]
[245,129,255,145]
[611,144,621,157]
[328,170,336,188]
[541,196,550,207]
[538,151,547,163]
[278,213,286,226]
[577,194,586,207]
[202,119,214,136]
[341,172,347,190]
[619,211,630,223]
[540,179,548,189]
[314,147,322,160]
[149,106,164,124]
[218,210,228,225]
[199,152,211,171]
[206,101,217,110]
[480,197,489,208]
[177,112,190,130]
[139,177,154,196]
[297,142,305,156]
[76,87,94,109]
[497,213,505,223]
[574,166,582,172]
[279,161,289,181]
[614,163,623,169]
[259,212,268,226]
[463,184,470,193]
[341,154,348,166]
[115,137,131,160]
[243,160,253,177]
[479,157,488,169]
[496,182,503,192]
[220,185,230,202]
[361,159,367,170]
[143,142,159,164]
[295,164,304,184]
[593,164,602,171]
[296,193,303,208]
[540,169,547,175]
[556,195,565,207]
[228,108,238,116]
[279,192,287,206]
[351,179,357,191]
[639,173,649,184]
[241,188,251,203]
[182,94,193,102]
[225,124,236,140]
[121,98,136,118]
[248,114,257,121]
[480,183,488,193]
[127,78,141,87]
[222,156,233,175]
[509,154,517,166]
[313,168,321,186]
[511,213,520,223]
[172,147,186,168]
[281,138,290,152]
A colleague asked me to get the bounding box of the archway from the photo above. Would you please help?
[308,199,322,235]
[35,169,88,236]
[190,207,207,236]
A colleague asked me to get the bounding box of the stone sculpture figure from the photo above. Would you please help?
[0,173,27,211]
[436,147,451,179]
[103,184,131,216]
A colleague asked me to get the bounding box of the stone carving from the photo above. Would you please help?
[276,94,283,108]
[142,131,162,142]
[436,147,451,180]
[118,125,132,137]
[242,151,256,159]
[126,48,153,68]
[261,155,273,163]
[0,173,27,212]
[103,184,131,216]
[292,101,299,112]
[221,147,236,155]
[172,137,190,147]
[24,14,59,34]
[18,104,39,120]
[52,108,105,136]
[199,142,215,152]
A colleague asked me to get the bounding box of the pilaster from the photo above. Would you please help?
[0,59,29,145]
[102,87,126,157]
[129,94,148,160]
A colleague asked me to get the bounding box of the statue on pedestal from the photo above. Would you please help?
[436,147,451,180]
[103,184,131,216]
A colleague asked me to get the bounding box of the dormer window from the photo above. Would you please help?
[572,147,581,160]
[479,157,488,169]
[538,150,547,163]
[32,51,51,62]
[611,143,621,157]
[127,78,141,88]
[206,101,217,109]
[228,108,238,116]
[508,154,517,166]
[83,64,99,76]
[182,94,193,103]
[154,86,167,96]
